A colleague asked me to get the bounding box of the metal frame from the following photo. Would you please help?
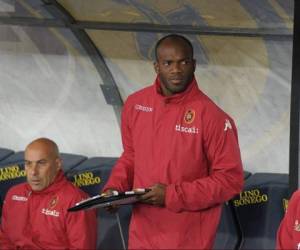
[0,16,293,39]
[289,0,300,194]
[41,0,124,124]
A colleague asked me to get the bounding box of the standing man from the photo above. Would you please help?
[0,138,97,249]
[104,34,244,249]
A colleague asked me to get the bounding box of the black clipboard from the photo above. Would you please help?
[68,189,150,212]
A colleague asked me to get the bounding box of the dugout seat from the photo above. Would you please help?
[233,173,289,249]
[66,157,131,250]
[213,171,252,250]
[0,147,14,162]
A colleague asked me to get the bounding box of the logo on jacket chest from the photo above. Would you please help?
[12,195,28,202]
[135,104,153,112]
[175,109,199,134]
[184,109,195,124]
[41,195,60,217]
[41,208,60,217]
[175,124,199,134]
[48,195,59,209]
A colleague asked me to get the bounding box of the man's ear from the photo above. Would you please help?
[55,158,62,171]
[154,61,159,74]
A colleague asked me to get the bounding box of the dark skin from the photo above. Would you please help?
[138,37,196,206]
[104,37,196,208]
[154,37,196,97]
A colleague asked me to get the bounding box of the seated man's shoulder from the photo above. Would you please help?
[291,190,300,203]
[3,183,29,204]
[6,182,28,196]
[286,190,300,213]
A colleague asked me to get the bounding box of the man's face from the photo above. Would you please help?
[154,39,196,96]
[25,145,61,191]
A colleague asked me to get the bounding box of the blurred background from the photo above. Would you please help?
[0,0,294,173]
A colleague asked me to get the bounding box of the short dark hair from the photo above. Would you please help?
[154,34,194,61]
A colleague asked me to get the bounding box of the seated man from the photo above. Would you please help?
[277,190,300,250]
[0,138,97,249]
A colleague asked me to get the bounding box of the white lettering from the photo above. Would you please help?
[12,195,27,202]
[175,124,199,134]
[41,208,60,217]
[135,104,153,112]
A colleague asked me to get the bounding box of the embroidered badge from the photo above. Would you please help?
[184,109,195,124]
[48,196,58,209]
[294,220,300,232]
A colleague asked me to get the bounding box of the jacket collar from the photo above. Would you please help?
[154,75,199,104]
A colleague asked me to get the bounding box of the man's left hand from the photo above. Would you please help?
[138,183,166,206]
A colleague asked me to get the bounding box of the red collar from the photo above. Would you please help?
[154,75,199,104]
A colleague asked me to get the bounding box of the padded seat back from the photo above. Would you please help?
[233,173,288,249]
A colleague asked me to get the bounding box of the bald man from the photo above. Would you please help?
[0,138,97,249]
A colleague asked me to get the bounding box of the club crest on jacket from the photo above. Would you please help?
[184,109,195,124]
[48,196,58,209]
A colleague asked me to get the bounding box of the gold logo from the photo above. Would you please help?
[283,199,289,213]
[184,109,195,124]
[73,171,101,187]
[48,196,58,209]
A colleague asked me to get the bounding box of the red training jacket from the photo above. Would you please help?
[0,171,97,249]
[104,76,244,249]
[277,190,300,249]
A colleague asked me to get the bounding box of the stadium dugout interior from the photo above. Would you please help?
[0,0,298,249]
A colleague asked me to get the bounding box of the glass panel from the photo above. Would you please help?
[0,25,122,156]
[0,0,55,18]
[88,30,292,174]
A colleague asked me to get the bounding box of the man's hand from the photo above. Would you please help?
[101,189,119,213]
[138,183,166,206]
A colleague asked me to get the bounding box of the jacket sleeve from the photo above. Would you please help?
[0,196,15,249]
[103,99,134,192]
[165,113,244,212]
[66,193,97,249]
[276,191,299,250]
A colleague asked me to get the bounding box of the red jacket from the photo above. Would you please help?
[0,171,97,249]
[277,190,300,249]
[104,77,244,249]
